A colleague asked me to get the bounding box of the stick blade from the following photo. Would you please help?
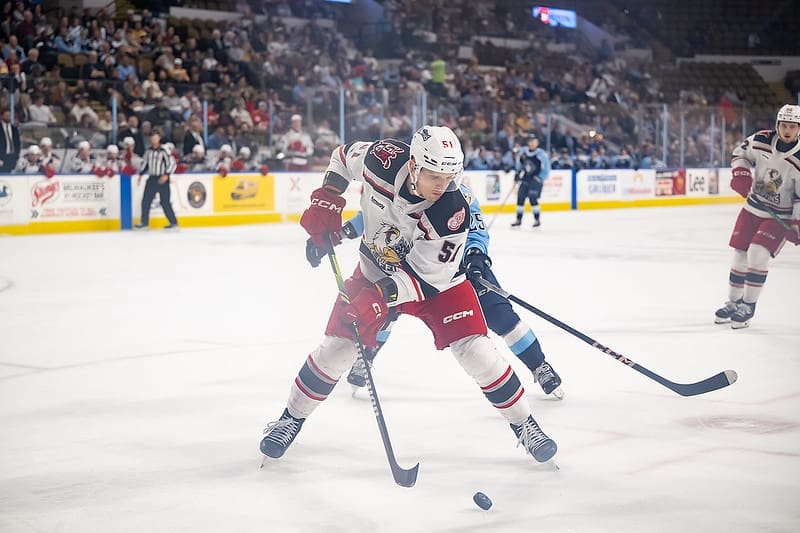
[671,369,738,397]
[392,462,420,488]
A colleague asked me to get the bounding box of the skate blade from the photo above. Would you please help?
[544,459,560,471]
[714,317,730,324]
[731,321,750,330]
[550,387,565,400]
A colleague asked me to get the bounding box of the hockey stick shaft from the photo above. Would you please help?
[486,180,518,230]
[476,277,737,397]
[761,204,794,232]
[325,235,419,487]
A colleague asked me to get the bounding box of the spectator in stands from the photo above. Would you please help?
[250,99,270,131]
[551,148,575,170]
[15,9,36,50]
[0,107,20,173]
[169,58,190,83]
[6,62,26,98]
[26,92,56,125]
[118,115,145,156]
[2,34,24,61]
[183,115,204,156]
[281,113,314,171]
[207,125,229,151]
[613,147,633,169]
[141,70,163,100]
[313,118,340,161]
[69,94,98,126]
[20,47,43,77]
[146,97,177,139]
[466,146,491,170]
[53,26,79,54]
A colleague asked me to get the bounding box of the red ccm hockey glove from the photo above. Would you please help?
[730,167,753,198]
[300,187,346,248]
[342,285,388,348]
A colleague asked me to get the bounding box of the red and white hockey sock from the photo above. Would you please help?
[727,249,747,302]
[287,336,356,419]
[450,334,529,425]
[743,244,770,304]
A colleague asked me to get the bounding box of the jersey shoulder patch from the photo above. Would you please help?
[753,130,776,144]
[424,189,470,237]
[364,139,410,183]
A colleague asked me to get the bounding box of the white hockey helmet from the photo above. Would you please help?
[27,145,41,156]
[239,146,251,158]
[78,140,90,151]
[192,144,205,155]
[776,104,800,130]
[123,136,135,147]
[409,125,464,175]
[107,144,119,154]
[220,144,232,154]
[40,137,52,147]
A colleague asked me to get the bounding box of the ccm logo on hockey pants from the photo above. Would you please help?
[443,309,475,324]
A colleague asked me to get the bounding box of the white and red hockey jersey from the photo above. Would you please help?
[326,139,470,306]
[732,130,800,220]
[282,128,314,168]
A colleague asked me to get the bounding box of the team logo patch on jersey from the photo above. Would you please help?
[447,207,466,231]
[367,222,412,273]
[370,141,405,170]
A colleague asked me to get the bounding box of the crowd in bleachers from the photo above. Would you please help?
[0,0,790,176]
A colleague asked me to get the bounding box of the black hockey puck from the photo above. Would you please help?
[473,491,492,510]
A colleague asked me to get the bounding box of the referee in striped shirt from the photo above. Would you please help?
[135,133,179,230]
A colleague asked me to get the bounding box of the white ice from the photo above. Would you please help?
[1,204,799,533]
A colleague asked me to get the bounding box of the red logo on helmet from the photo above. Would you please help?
[370,141,405,170]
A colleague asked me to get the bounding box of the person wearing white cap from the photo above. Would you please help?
[231,145,252,171]
[69,140,95,173]
[281,113,313,171]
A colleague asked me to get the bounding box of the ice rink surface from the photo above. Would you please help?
[1,203,799,533]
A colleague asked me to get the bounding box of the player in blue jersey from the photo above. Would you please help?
[511,135,550,228]
[306,184,564,398]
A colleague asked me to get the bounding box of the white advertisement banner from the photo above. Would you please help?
[0,177,30,226]
[541,169,572,203]
[685,168,710,197]
[619,169,655,199]
[717,167,734,196]
[577,170,620,201]
[132,173,214,218]
[29,175,120,221]
[462,170,571,207]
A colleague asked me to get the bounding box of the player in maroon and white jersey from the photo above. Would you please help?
[714,104,800,328]
[260,126,558,465]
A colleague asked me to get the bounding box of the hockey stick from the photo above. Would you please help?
[486,179,518,229]
[325,235,419,488]
[476,277,738,397]
[761,205,794,232]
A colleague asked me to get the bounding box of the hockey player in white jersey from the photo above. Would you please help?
[261,126,558,465]
[714,104,800,328]
[15,145,43,174]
